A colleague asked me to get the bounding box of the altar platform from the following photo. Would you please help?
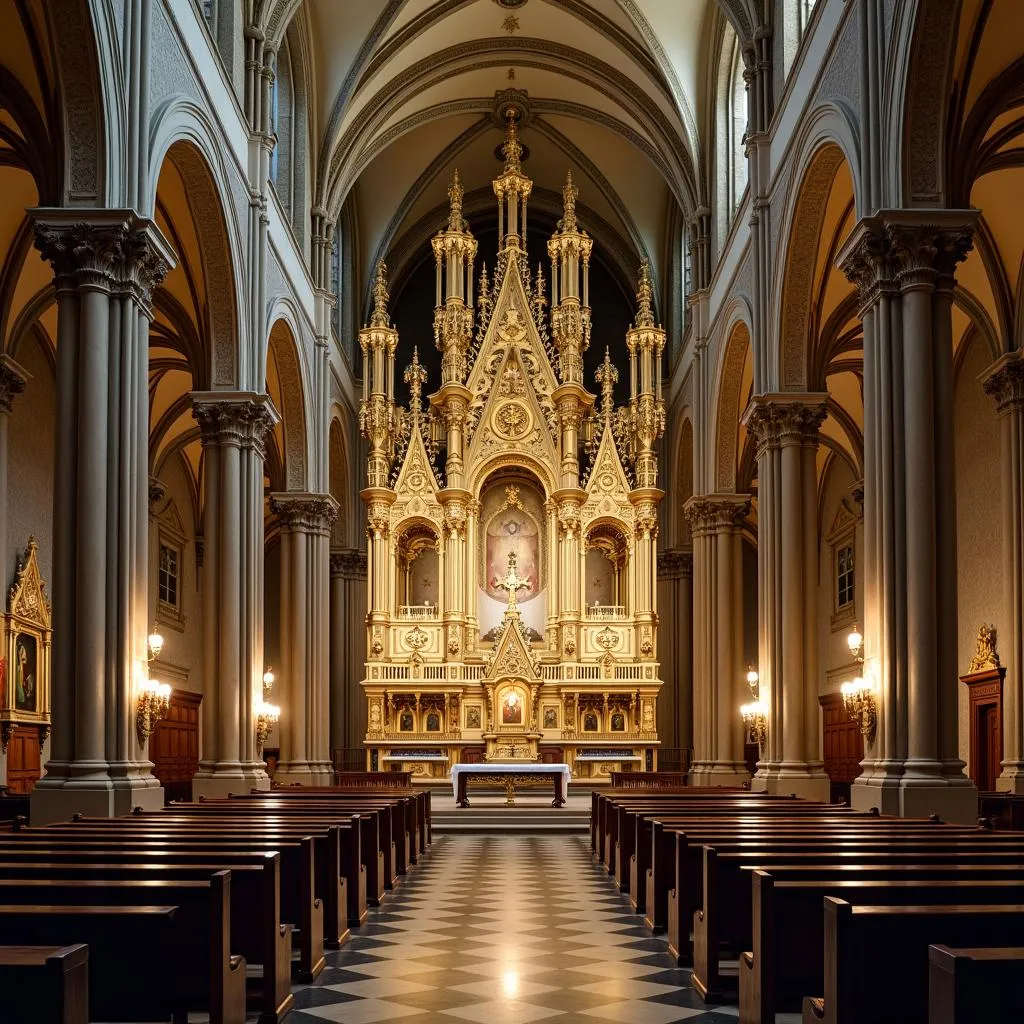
[431,790,591,834]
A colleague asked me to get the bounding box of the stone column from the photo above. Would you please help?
[980,353,1024,792]
[657,550,693,757]
[838,210,979,822]
[330,548,366,756]
[0,358,27,789]
[271,493,337,786]
[191,393,277,799]
[684,495,750,786]
[29,211,174,823]
[743,395,830,801]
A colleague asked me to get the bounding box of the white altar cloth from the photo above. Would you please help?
[451,762,572,800]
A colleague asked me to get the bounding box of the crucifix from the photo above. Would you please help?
[492,550,532,611]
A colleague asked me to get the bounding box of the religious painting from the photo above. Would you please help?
[399,710,414,731]
[425,711,440,732]
[501,693,523,725]
[466,705,481,729]
[610,711,625,732]
[583,710,599,731]
[14,634,37,712]
[543,706,558,729]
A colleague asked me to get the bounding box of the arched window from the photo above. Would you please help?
[715,25,749,249]
[268,23,310,250]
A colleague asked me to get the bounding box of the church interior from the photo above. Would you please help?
[1,0,1023,1021]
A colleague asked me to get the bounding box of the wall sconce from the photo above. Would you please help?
[262,666,275,691]
[840,676,877,741]
[847,624,864,663]
[255,699,281,755]
[136,679,171,744]
[147,625,164,661]
[745,667,759,698]
[740,699,768,749]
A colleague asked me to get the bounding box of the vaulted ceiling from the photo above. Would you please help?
[285,0,715,317]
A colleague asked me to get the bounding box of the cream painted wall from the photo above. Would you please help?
[7,337,54,589]
[954,334,1003,775]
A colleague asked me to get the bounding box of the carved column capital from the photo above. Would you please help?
[683,494,751,537]
[270,492,339,536]
[33,209,175,303]
[657,548,693,580]
[742,393,828,457]
[981,352,1024,415]
[0,356,28,415]
[330,547,368,579]
[192,392,280,460]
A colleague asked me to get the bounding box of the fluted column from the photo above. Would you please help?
[657,550,694,757]
[271,493,337,786]
[685,495,750,786]
[555,493,585,658]
[981,354,1024,792]
[30,211,174,823]
[743,396,830,801]
[838,210,979,822]
[191,393,277,799]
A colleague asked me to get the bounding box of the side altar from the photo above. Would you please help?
[358,101,666,785]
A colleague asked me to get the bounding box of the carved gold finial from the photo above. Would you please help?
[502,108,523,172]
[969,624,1000,673]
[562,170,579,232]
[635,259,655,328]
[370,260,390,327]
[404,347,427,425]
[448,169,465,231]
[595,346,618,424]
[492,549,532,610]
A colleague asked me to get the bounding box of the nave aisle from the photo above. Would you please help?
[288,835,739,1023]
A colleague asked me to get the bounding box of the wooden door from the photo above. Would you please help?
[148,689,202,803]
[819,693,864,805]
[5,725,41,794]
[977,703,1001,792]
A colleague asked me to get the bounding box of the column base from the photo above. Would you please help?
[751,763,831,803]
[850,764,979,823]
[30,762,165,824]
[995,765,1024,794]
[192,761,270,800]
[273,762,327,787]
[690,762,750,788]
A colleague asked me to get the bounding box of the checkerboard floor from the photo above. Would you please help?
[288,834,743,1023]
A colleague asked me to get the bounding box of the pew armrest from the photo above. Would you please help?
[803,996,826,1022]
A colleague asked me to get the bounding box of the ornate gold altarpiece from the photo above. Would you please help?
[359,105,666,784]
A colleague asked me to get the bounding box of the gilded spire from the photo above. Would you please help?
[562,170,579,232]
[370,260,390,327]
[534,261,546,301]
[447,168,465,231]
[501,107,523,173]
[595,346,618,425]
[404,346,427,425]
[635,259,655,329]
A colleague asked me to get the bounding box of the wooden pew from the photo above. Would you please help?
[0,857,292,1022]
[0,943,88,1024]
[739,871,1024,1024]
[0,832,328,982]
[804,900,1024,1024]
[0,880,247,1023]
[693,837,1024,998]
[928,945,1024,1024]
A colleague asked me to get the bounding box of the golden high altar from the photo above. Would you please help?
[359,108,666,784]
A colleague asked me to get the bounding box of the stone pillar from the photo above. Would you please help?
[980,353,1024,792]
[838,210,979,822]
[684,496,750,786]
[30,211,174,823]
[330,548,367,756]
[191,393,277,800]
[743,395,830,801]
[271,493,337,786]
[657,550,693,757]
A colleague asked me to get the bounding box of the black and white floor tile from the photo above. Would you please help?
[288,834,742,1023]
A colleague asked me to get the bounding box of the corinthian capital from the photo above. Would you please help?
[33,209,175,300]
[192,391,280,459]
[0,356,28,415]
[742,393,828,456]
[981,352,1024,415]
[683,494,750,537]
[271,492,339,536]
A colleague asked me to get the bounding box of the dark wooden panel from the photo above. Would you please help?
[5,725,41,795]
[148,688,202,804]
[820,692,863,804]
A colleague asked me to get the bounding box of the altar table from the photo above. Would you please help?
[451,763,571,807]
